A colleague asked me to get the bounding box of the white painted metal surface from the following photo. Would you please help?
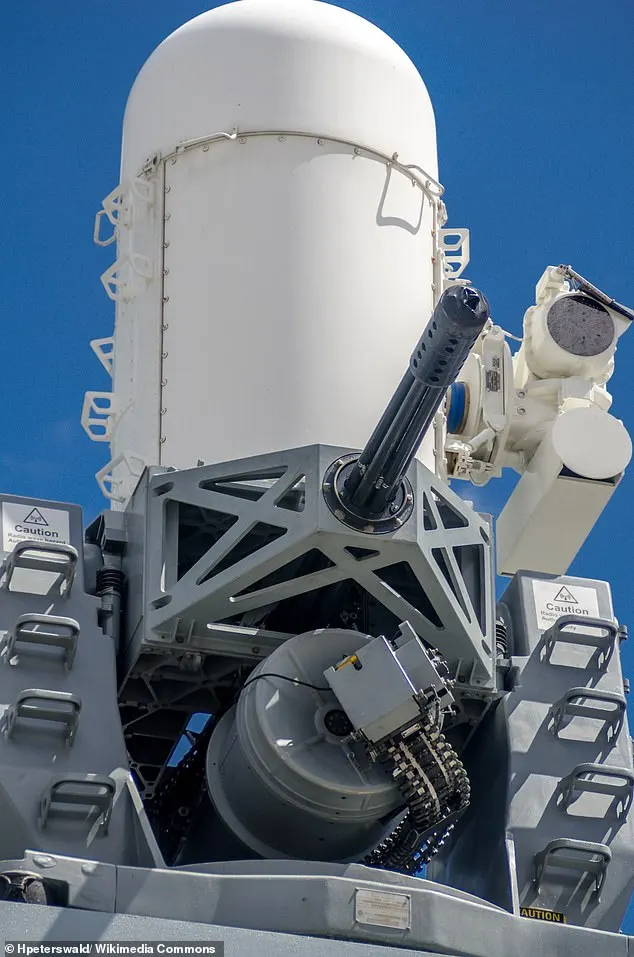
[496,405,632,576]
[441,265,633,575]
[89,0,446,506]
[551,406,631,481]
[513,266,629,386]
[495,423,628,577]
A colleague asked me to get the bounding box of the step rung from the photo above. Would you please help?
[535,839,611,900]
[3,614,80,672]
[38,774,116,837]
[560,763,634,819]
[1,689,82,746]
[0,542,78,596]
[543,616,618,669]
[550,687,626,741]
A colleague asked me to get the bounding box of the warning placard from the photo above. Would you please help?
[2,502,70,553]
[532,579,600,632]
[520,907,566,923]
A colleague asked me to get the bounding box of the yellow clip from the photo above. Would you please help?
[335,654,359,671]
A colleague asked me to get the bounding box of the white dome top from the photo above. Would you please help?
[122,0,436,178]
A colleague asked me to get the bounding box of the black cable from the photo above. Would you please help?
[240,672,331,694]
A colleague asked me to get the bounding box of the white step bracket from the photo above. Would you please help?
[81,391,117,442]
[97,178,155,300]
[90,337,114,378]
[95,451,146,503]
[439,227,470,281]
[93,179,154,247]
[100,251,153,302]
[93,184,126,247]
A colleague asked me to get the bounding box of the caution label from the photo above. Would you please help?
[532,578,600,633]
[520,907,566,923]
[2,502,70,553]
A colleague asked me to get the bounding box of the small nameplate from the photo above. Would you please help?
[355,888,411,930]
[521,907,566,923]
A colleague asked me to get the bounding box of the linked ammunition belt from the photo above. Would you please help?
[364,714,470,874]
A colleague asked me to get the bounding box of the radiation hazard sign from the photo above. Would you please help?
[1,501,70,553]
[531,578,600,632]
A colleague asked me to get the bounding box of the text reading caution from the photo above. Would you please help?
[532,578,600,633]
[520,907,566,923]
[2,502,70,553]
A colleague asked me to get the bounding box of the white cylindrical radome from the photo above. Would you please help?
[108,0,439,506]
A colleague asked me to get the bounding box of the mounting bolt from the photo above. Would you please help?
[239,136,247,144]
[517,390,526,398]
[517,407,526,415]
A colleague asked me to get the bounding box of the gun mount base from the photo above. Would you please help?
[322,452,415,534]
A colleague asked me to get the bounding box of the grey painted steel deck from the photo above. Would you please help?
[0,866,631,956]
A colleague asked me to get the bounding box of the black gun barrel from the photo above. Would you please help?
[343,285,489,517]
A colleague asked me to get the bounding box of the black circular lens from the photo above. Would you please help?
[547,294,614,357]
[324,709,354,737]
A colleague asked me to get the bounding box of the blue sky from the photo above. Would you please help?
[2,0,634,932]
